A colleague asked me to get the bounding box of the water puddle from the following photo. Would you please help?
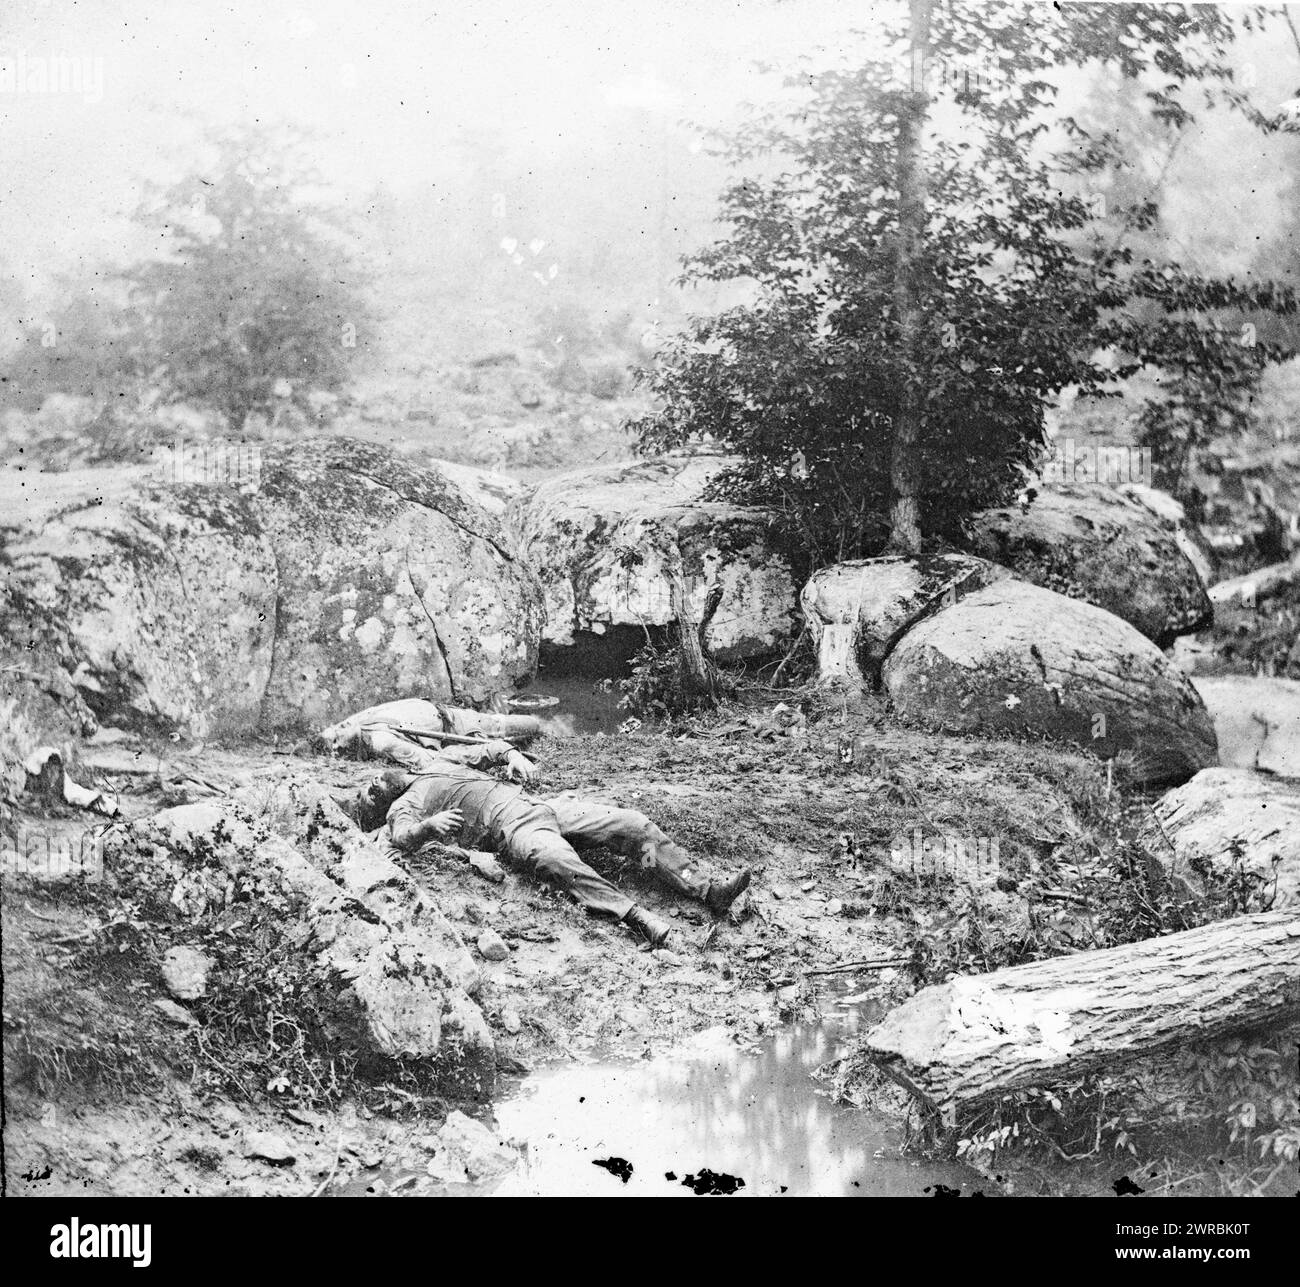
[484,981,986,1197]
[512,675,629,736]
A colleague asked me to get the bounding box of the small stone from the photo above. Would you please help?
[153,998,199,1027]
[800,880,816,893]
[437,1111,516,1182]
[244,1131,295,1165]
[770,887,786,900]
[477,929,510,962]
[348,1143,385,1169]
[826,899,844,916]
[501,1008,522,1034]
[656,949,684,967]
[161,946,214,1000]
[468,853,506,884]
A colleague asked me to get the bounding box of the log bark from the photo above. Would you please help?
[1208,553,1300,608]
[864,911,1300,1121]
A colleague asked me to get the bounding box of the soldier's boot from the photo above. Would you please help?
[704,867,753,918]
[622,904,671,947]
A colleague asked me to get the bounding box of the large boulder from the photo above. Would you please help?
[119,793,494,1088]
[1,465,276,737]
[801,554,1007,688]
[0,439,543,737]
[963,483,1212,646]
[1139,768,1300,912]
[506,455,798,664]
[882,579,1218,785]
[1190,675,1300,779]
[250,439,541,726]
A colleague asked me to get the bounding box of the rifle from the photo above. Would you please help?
[384,725,537,767]
[384,723,495,748]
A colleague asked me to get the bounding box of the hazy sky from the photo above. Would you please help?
[0,0,871,284]
[2,2,1297,296]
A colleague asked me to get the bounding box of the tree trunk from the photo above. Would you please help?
[887,0,932,556]
[864,911,1300,1122]
[667,568,724,710]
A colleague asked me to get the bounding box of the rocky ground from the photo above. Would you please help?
[4,699,1124,1197]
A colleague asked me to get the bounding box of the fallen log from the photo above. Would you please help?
[864,910,1300,1123]
[1208,553,1300,608]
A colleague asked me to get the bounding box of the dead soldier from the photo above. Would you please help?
[339,730,751,947]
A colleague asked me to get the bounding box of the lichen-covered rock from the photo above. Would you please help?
[1139,768,1300,911]
[112,788,492,1088]
[1190,675,1300,779]
[882,579,1218,786]
[507,454,798,663]
[429,460,524,517]
[160,946,215,1000]
[963,483,1212,646]
[0,465,276,737]
[0,440,543,738]
[801,554,1007,687]
[1118,483,1216,588]
[248,439,541,727]
[430,1110,518,1183]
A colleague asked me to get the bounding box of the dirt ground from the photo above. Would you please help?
[1,704,1252,1196]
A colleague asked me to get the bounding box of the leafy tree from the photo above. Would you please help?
[630,1,1298,567]
[124,124,373,428]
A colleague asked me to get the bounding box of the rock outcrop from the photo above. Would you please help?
[1140,767,1300,911]
[506,455,799,663]
[251,439,540,727]
[882,579,1218,785]
[1190,675,1300,779]
[963,483,1213,646]
[112,792,494,1092]
[0,439,543,738]
[1,465,276,737]
[801,554,1007,687]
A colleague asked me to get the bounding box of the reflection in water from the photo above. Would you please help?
[523,675,628,736]
[493,996,984,1197]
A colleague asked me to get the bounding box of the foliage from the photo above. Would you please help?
[883,780,1298,1189]
[617,635,736,720]
[3,126,376,430]
[630,1,1298,569]
[123,125,375,428]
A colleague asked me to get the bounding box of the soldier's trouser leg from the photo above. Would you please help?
[546,792,711,901]
[496,802,635,920]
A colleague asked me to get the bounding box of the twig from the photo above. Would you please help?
[310,1128,345,1198]
[802,956,909,977]
[770,622,810,688]
[1284,6,1300,64]
[39,917,129,945]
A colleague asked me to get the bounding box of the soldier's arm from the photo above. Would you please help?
[387,795,464,850]
[432,738,516,769]
[435,739,539,783]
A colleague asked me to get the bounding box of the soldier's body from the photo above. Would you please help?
[343,733,750,946]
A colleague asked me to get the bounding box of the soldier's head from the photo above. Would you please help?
[341,768,413,831]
